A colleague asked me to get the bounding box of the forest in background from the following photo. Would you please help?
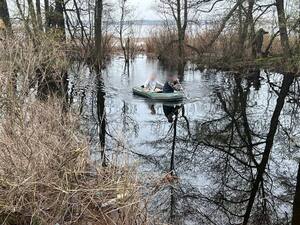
[1,0,300,71]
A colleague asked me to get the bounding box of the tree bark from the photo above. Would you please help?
[16,0,32,36]
[238,0,255,58]
[27,0,38,33]
[96,76,106,166]
[44,0,50,30]
[94,0,103,67]
[73,0,89,45]
[292,163,300,225]
[36,0,43,30]
[242,74,294,225]
[176,0,187,73]
[119,0,129,63]
[206,0,246,49]
[0,0,11,30]
[54,0,66,40]
[276,0,290,56]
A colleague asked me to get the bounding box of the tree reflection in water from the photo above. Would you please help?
[96,75,106,166]
[68,61,300,225]
[134,72,299,225]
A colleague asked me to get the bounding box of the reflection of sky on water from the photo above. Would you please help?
[102,56,220,152]
[68,55,300,225]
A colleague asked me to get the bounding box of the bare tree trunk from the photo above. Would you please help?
[276,0,291,56]
[292,163,300,225]
[0,0,11,31]
[36,0,43,30]
[238,4,243,38]
[126,37,130,61]
[206,0,246,50]
[27,0,38,33]
[238,0,255,58]
[16,0,32,36]
[64,10,75,41]
[73,0,89,45]
[248,2,256,58]
[242,74,294,225]
[264,31,280,56]
[44,0,50,30]
[176,0,188,74]
[170,115,177,174]
[176,0,182,62]
[54,0,66,40]
[96,76,106,167]
[95,0,103,67]
[119,0,129,63]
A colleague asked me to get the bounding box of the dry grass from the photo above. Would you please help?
[145,29,179,65]
[0,31,69,101]
[66,33,117,63]
[144,26,300,71]
[0,33,154,225]
[144,27,243,67]
[0,100,149,225]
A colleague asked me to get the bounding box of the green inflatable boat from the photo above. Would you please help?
[132,86,184,101]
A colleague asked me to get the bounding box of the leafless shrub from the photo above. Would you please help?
[0,99,150,225]
[0,31,69,101]
[0,33,154,225]
[145,29,178,65]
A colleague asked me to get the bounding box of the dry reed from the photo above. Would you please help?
[0,33,152,225]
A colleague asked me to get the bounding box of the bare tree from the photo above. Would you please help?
[96,76,106,166]
[44,0,50,30]
[276,0,291,56]
[95,0,103,67]
[118,0,130,63]
[54,0,66,39]
[238,0,255,58]
[292,162,300,225]
[242,74,294,225]
[27,0,38,33]
[36,0,43,30]
[159,0,189,74]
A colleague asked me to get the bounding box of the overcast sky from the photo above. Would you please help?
[131,0,160,20]
[130,0,226,21]
[6,0,160,20]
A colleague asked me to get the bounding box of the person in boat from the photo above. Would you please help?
[143,73,163,92]
[163,74,182,93]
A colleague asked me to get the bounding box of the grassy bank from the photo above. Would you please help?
[0,101,148,225]
[0,34,154,225]
[144,28,300,74]
[193,54,300,74]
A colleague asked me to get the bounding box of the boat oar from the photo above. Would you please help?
[177,80,189,100]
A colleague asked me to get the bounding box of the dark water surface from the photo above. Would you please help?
[68,55,299,225]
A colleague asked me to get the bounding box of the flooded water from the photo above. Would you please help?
[68,55,299,225]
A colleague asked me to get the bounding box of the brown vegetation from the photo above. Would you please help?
[0,34,155,225]
[145,25,300,73]
[0,101,148,225]
[0,0,300,224]
[144,0,300,74]
[145,29,179,65]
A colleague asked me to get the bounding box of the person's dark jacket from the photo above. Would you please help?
[163,80,181,93]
